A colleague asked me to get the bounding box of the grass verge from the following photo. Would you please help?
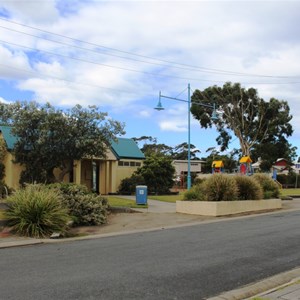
[280,188,300,196]
[107,196,148,209]
[148,193,184,203]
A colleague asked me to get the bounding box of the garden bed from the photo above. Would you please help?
[176,199,282,216]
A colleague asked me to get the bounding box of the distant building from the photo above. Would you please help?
[172,160,205,178]
[293,162,300,174]
[272,158,293,173]
[252,157,294,175]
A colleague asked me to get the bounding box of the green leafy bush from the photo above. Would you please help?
[0,162,5,181]
[135,154,175,194]
[4,184,70,238]
[234,175,263,200]
[49,183,108,226]
[253,174,280,199]
[118,174,145,195]
[277,173,299,188]
[193,177,206,186]
[0,181,12,198]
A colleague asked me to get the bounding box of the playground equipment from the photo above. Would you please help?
[239,156,253,175]
[212,160,224,173]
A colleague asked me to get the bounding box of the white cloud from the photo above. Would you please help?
[1,1,59,23]
[0,96,10,104]
[0,45,31,80]
[159,120,187,133]
[139,110,151,118]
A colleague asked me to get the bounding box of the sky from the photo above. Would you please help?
[0,0,300,160]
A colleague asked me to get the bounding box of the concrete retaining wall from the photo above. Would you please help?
[176,199,282,216]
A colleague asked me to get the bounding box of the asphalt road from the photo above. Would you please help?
[1,210,300,300]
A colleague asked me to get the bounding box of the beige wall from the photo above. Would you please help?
[3,152,24,190]
[115,159,143,193]
[75,159,119,195]
[1,145,143,195]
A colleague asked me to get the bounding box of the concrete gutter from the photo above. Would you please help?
[0,238,43,249]
[207,267,300,300]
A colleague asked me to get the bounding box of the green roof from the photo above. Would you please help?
[110,138,145,160]
[0,126,18,150]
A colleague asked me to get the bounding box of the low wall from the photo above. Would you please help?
[176,199,282,216]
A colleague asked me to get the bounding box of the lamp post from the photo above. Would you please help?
[155,83,218,190]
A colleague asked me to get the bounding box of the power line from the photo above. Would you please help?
[0,39,227,83]
[3,39,300,86]
[0,22,262,77]
[0,63,138,94]
[1,16,299,79]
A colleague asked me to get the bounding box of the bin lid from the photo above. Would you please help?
[136,185,147,188]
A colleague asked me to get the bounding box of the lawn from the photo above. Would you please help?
[148,192,184,203]
[147,188,300,202]
[280,188,300,196]
[107,196,148,209]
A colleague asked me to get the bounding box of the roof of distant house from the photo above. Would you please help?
[110,138,145,160]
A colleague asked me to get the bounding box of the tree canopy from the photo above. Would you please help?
[132,136,200,160]
[191,82,294,161]
[135,153,175,194]
[201,152,238,173]
[0,101,125,184]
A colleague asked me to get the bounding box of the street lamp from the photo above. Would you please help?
[155,83,218,190]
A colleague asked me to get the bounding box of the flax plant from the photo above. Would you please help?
[5,184,70,238]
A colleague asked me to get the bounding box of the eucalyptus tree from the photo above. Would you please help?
[191,82,294,158]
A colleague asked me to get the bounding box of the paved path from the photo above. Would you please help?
[114,195,176,213]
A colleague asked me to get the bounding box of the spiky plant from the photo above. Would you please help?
[5,184,70,238]
[234,175,263,200]
[201,174,238,201]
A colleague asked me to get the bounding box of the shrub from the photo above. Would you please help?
[118,174,145,195]
[199,174,238,201]
[253,174,280,199]
[234,175,263,200]
[0,162,5,181]
[184,184,204,201]
[193,177,206,186]
[4,184,70,238]
[50,182,89,195]
[0,181,12,198]
[277,173,299,188]
[49,183,108,226]
[135,154,175,195]
[184,175,238,201]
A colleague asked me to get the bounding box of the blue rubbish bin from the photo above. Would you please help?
[136,185,147,205]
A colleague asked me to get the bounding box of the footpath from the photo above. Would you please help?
[1,198,300,300]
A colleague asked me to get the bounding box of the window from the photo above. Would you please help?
[118,161,142,167]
